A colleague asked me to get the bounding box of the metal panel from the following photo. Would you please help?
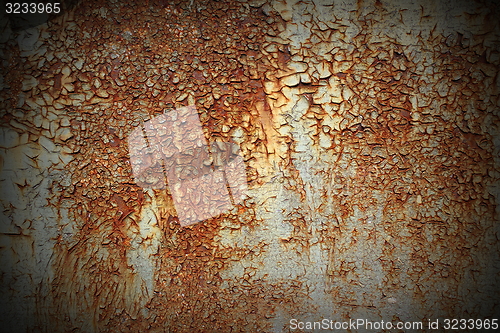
[0,0,499,331]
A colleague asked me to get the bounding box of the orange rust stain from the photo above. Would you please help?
[1,0,497,331]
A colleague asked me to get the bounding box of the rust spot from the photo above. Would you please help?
[1,0,498,332]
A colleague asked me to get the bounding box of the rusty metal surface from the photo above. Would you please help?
[0,0,499,332]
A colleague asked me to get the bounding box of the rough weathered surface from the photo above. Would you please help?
[1,0,499,332]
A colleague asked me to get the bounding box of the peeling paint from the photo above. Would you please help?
[1,0,499,332]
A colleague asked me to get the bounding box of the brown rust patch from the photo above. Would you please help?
[1,0,499,331]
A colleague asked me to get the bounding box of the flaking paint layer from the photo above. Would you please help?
[0,0,499,332]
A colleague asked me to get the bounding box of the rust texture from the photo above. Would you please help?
[0,0,499,332]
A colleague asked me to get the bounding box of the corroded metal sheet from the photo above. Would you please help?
[0,0,499,332]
